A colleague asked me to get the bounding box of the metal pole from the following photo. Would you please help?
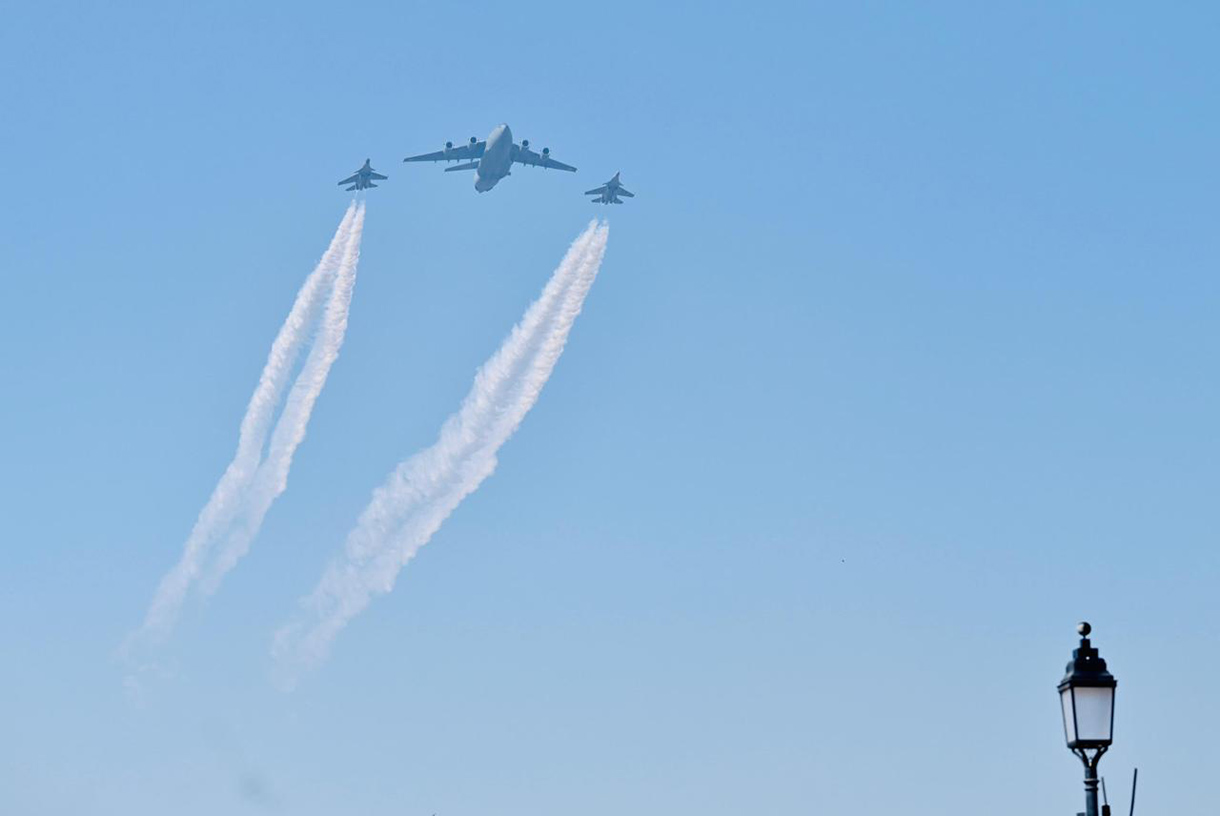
[1084,767,1099,816]
[1083,756,1100,816]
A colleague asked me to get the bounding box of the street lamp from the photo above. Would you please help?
[1058,621,1117,816]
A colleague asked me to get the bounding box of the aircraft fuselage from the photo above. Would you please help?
[474,124,514,193]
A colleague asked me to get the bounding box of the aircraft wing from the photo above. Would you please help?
[514,145,577,172]
[404,141,485,163]
[337,173,360,185]
[617,187,635,197]
[369,172,388,180]
[584,184,609,195]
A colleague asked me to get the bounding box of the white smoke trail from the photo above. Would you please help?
[273,221,609,680]
[202,202,366,593]
[128,203,359,649]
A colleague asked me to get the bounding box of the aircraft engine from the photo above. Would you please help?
[445,141,453,150]
[469,136,478,145]
[521,139,530,149]
[542,147,551,157]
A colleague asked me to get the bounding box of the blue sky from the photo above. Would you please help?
[1,2,1217,814]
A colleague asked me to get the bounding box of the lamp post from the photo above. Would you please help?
[1058,622,1117,816]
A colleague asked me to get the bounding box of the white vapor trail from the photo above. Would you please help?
[202,203,366,593]
[129,202,363,649]
[273,221,609,680]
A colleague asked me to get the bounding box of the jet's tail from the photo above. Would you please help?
[346,184,359,191]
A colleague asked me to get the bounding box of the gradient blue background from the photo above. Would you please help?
[1,2,1216,814]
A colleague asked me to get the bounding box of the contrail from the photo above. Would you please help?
[273,221,609,680]
[128,202,361,650]
[202,202,366,594]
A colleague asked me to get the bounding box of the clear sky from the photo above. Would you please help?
[1,2,1217,814]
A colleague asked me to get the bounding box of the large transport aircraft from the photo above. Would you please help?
[337,159,387,191]
[403,124,576,193]
[585,172,634,205]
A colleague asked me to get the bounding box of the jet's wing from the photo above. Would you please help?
[337,173,360,185]
[584,185,609,195]
[513,145,577,172]
[369,172,388,180]
[617,187,635,197]
[404,141,486,163]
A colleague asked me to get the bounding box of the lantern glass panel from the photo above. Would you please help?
[1072,685,1114,743]
[1060,687,1077,744]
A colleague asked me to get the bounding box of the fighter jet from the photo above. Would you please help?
[403,124,576,193]
[585,172,634,205]
[337,159,387,192]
